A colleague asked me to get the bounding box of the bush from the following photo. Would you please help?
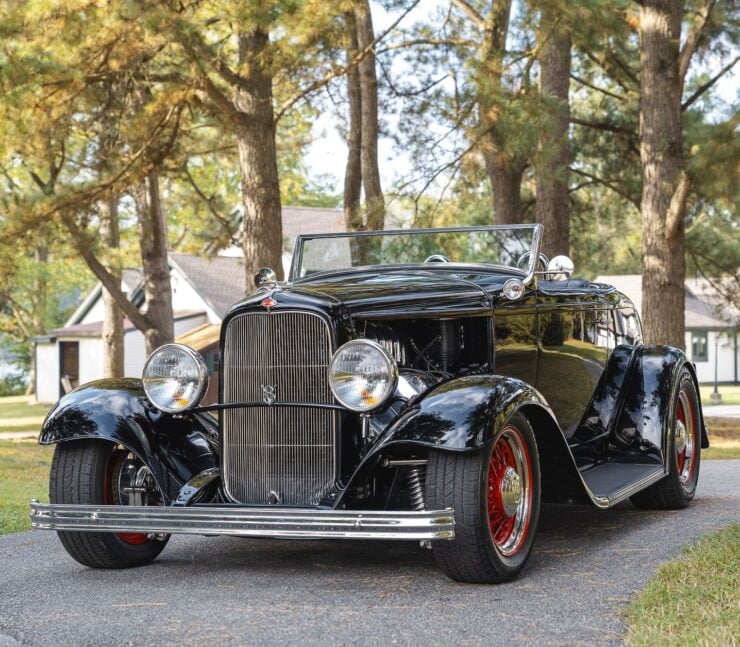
[0,373,27,397]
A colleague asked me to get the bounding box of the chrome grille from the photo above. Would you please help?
[222,311,338,506]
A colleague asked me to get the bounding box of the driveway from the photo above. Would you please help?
[1,460,738,647]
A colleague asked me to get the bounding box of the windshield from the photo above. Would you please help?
[290,225,542,281]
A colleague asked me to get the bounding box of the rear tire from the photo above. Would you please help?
[630,368,701,510]
[49,440,169,568]
[426,413,541,583]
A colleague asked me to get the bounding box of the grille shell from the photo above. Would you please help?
[221,310,339,506]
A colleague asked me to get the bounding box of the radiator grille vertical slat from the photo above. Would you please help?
[222,311,338,506]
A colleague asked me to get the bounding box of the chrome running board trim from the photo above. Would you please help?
[30,501,455,540]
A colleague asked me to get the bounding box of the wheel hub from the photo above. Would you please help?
[500,466,522,516]
[674,419,687,454]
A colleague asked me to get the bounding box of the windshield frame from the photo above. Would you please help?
[289,224,544,284]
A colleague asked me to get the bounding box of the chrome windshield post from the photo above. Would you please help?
[523,224,544,287]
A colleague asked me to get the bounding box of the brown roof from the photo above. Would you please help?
[175,323,220,351]
[169,253,248,318]
[282,206,344,240]
[46,311,206,339]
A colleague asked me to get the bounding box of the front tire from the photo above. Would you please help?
[630,368,701,510]
[426,413,541,583]
[49,440,169,568]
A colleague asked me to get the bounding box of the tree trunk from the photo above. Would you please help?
[475,0,524,225]
[343,10,370,264]
[639,0,686,348]
[25,245,48,396]
[482,144,525,225]
[535,21,571,258]
[235,28,283,292]
[99,197,124,377]
[133,172,174,354]
[354,0,385,231]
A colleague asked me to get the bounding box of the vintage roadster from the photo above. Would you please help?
[30,224,706,583]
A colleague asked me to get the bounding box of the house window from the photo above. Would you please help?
[691,332,708,362]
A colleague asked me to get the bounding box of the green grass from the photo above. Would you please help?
[0,395,50,433]
[701,384,740,406]
[704,417,740,460]
[625,524,740,646]
[0,440,53,534]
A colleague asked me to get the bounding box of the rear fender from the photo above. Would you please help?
[601,345,708,470]
[39,379,219,503]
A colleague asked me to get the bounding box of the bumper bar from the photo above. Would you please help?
[30,501,455,540]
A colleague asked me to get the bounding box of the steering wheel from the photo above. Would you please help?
[424,254,451,263]
[517,252,549,272]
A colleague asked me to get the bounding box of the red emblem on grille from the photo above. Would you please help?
[261,296,278,309]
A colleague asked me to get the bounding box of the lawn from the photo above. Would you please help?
[704,417,740,459]
[0,395,50,433]
[625,524,740,646]
[700,384,740,405]
[0,440,52,534]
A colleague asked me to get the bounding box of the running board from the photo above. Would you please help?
[580,464,666,507]
[29,501,455,541]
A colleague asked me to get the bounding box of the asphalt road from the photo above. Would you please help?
[1,460,738,647]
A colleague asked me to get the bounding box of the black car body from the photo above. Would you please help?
[31,225,707,582]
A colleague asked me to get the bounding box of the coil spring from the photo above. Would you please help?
[407,467,426,511]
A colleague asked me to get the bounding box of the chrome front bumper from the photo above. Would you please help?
[29,501,455,540]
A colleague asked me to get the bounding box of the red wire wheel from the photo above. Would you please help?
[487,425,533,557]
[675,384,698,489]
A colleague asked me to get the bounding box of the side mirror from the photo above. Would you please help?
[546,255,574,281]
[255,267,277,287]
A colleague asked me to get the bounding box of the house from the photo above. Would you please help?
[595,275,739,385]
[33,206,345,404]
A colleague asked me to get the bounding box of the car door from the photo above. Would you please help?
[536,283,610,439]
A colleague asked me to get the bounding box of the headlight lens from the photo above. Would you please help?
[142,344,208,413]
[328,340,398,412]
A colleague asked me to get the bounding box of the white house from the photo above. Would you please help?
[595,275,739,385]
[33,206,345,404]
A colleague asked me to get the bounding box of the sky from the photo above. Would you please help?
[302,1,739,198]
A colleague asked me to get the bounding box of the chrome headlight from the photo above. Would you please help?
[142,344,208,413]
[328,340,398,412]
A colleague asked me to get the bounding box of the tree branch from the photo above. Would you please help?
[450,0,486,28]
[570,73,626,102]
[570,117,635,136]
[60,214,152,332]
[665,171,692,240]
[679,0,717,82]
[682,55,739,111]
[275,0,421,121]
[570,167,640,208]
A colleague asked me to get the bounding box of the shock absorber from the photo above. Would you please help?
[407,467,426,511]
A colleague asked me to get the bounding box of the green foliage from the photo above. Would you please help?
[0,374,26,397]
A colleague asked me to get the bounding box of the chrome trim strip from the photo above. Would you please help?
[29,502,455,541]
[605,466,666,507]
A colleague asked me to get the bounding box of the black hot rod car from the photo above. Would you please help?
[31,224,706,583]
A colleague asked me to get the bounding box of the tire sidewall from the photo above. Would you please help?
[667,369,701,502]
[480,413,541,571]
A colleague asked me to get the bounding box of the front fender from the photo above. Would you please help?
[336,375,591,507]
[39,379,218,502]
[377,374,555,452]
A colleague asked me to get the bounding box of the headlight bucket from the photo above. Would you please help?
[328,339,398,412]
[142,344,209,414]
